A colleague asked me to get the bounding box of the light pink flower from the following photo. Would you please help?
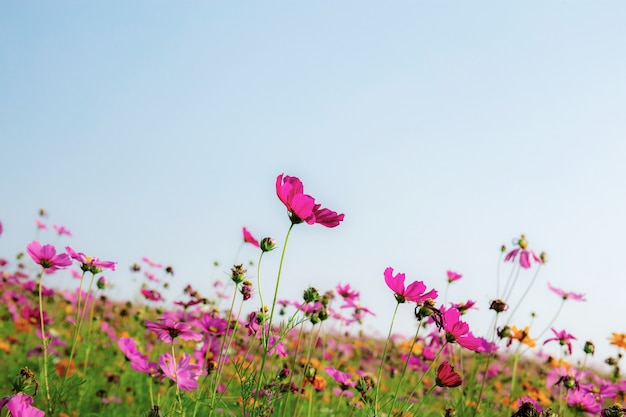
[159,352,202,391]
[65,246,116,272]
[142,256,163,268]
[35,219,47,230]
[118,337,158,375]
[504,234,543,269]
[547,282,586,302]
[384,267,438,304]
[141,288,163,302]
[26,240,72,273]
[146,318,203,343]
[276,174,344,227]
[53,224,72,236]
[242,227,260,248]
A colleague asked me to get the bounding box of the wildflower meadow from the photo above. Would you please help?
[2,173,626,417]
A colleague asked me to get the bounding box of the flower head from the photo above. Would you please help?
[446,270,462,283]
[26,240,72,273]
[65,246,116,273]
[145,318,203,343]
[544,328,577,355]
[609,333,626,350]
[0,393,44,417]
[52,224,72,237]
[276,174,344,227]
[441,307,482,351]
[547,282,586,302]
[504,234,543,269]
[384,267,438,304]
[158,352,202,391]
[436,361,462,388]
[242,227,260,248]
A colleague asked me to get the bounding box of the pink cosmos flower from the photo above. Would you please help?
[325,366,357,397]
[26,240,72,273]
[336,283,360,301]
[35,219,47,230]
[544,328,577,356]
[53,224,72,236]
[441,307,482,352]
[446,270,462,283]
[504,234,543,269]
[65,246,116,272]
[0,393,45,417]
[145,318,203,343]
[436,361,462,388]
[384,267,438,304]
[275,174,344,227]
[159,352,202,391]
[547,282,586,302]
[141,288,163,302]
[0,221,3,236]
[566,389,602,414]
[118,337,159,375]
[142,256,163,268]
[242,227,260,248]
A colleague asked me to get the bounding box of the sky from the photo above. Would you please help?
[1,2,625,367]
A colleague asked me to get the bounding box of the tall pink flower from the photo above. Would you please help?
[441,307,482,351]
[242,227,260,248]
[146,318,203,343]
[436,361,462,388]
[53,224,72,237]
[276,174,344,227]
[547,282,586,302]
[26,240,72,273]
[34,219,47,230]
[446,270,462,283]
[544,328,577,355]
[384,267,438,304]
[65,246,116,272]
[504,234,543,269]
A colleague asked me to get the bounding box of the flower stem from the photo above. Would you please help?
[389,318,424,414]
[374,301,400,414]
[37,270,52,413]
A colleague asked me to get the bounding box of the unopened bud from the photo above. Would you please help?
[584,340,595,355]
[303,287,320,303]
[260,237,276,252]
[489,299,508,313]
[230,264,246,284]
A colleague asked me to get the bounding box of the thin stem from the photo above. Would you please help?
[505,264,543,327]
[374,301,400,414]
[535,298,566,341]
[473,312,501,417]
[37,270,52,413]
[389,317,424,413]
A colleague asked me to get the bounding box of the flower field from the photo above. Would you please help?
[1,174,625,417]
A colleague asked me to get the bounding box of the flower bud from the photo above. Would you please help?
[490,299,508,313]
[230,264,246,284]
[584,340,595,355]
[97,276,107,290]
[12,367,38,396]
[303,287,320,303]
[147,406,163,417]
[260,237,276,252]
[601,405,626,417]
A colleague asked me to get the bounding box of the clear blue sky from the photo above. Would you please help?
[1,2,625,365]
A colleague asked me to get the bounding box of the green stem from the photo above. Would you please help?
[389,318,424,414]
[374,301,400,414]
[505,264,543,327]
[37,270,52,413]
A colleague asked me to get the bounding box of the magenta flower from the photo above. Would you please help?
[34,219,47,230]
[544,328,577,355]
[441,307,482,351]
[0,220,3,236]
[118,337,158,375]
[0,393,44,417]
[384,267,438,304]
[141,288,163,302]
[566,389,602,414]
[325,366,357,397]
[242,227,260,248]
[53,224,72,237]
[146,318,203,343]
[504,234,543,269]
[436,361,462,388]
[65,246,116,272]
[336,283,360,301]
[446,270,462,283]
[26,240,72,273]
[275,174,344,227]
[547,282,586,302]
[142,256,163,268]
[159,352,202,391]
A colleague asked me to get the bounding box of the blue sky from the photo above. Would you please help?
[1,2,625,365]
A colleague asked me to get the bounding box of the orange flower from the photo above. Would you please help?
[609,333,626,349]
[0,339,11,354]
[56,358,75,377]
[510,325,536,348]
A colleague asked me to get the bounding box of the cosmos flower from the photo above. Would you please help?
[34,219,47,230]
[142,256,163,268]
[242,227,260,248]
[609,333,626,350]
[52,224,72,237]
[544,328,577,355]
[140,288,163,302]
[435,361,462,388]
[145,318,203,343]
[446,270,462,283]
[441,307,482,352]
[159,352,202,391]
[0,393,44,417]
[26,240,72,273]
[384,267,438,304]
[547,282,586,301]
[65,246,116,272]
[504,234,543,269]
[566,389,602,414]
[325,366,357,397]
[275,174,344,227]
[117,337,158,375]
